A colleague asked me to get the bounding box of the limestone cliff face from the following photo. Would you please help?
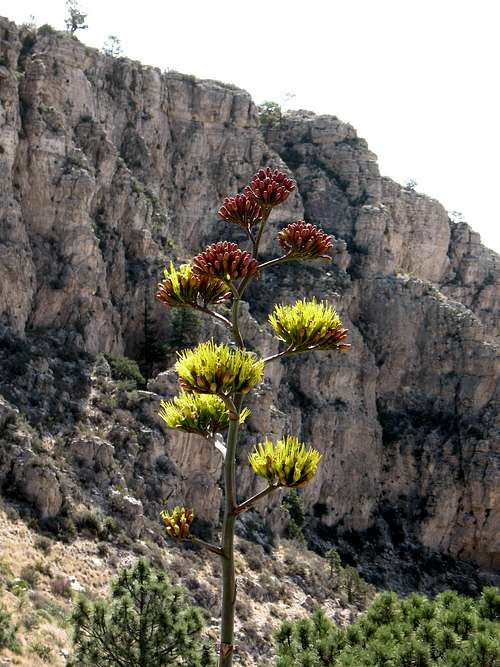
[0,17,498,587]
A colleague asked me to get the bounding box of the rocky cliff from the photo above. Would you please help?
[0,17,498,593]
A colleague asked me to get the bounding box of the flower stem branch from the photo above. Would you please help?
[238,208,272,300]
[191,537,224,556]
[193,304,233,329]
[262,344,296,364]
[229,286,244,348]
[235,484,280,515]
[252,209,270,258]
[258,253,294,272]
[221,395,238,421]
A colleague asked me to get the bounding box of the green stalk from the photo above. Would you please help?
[218,395,242,667]
[218,206,272,665]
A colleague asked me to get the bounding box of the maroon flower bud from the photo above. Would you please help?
[244,167,295,209]
[278,221,333,260]
[218,194,263,229]
[192,241,258,283]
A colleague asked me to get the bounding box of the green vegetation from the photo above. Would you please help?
[104,353,146,390]
[257,101,282,126]
[70,559,215,666]
[274,587,500,667]
[325,548,342,579]
[65,0,88,34]
[282,490,305,542]
[103,35,123,57]
[0,602,18,651]
[167,307,201,352]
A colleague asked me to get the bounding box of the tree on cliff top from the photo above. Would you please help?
[65,0,88,35]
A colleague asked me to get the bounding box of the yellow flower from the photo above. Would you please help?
[159,392,250,438]
[156,262,231,308]
[248,435,321,488]
[160,506,194,540]
[175,340,264,396]
[269,298,350,353]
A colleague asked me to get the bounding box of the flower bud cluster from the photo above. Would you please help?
[278,221,333,260]
[192,241,258,283]
[156,263,231,308]
[244,167,295,208]
[269,298,350,353]
[160,506,194,540]
[248,435,321,487]
[176,340,265,396]
[159,392,250,438]
[218,194,263,229]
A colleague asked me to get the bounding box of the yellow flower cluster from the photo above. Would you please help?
[248,435,321,488]
[176,340,264,396]
[159,392,250,438]
[160,506,194,540]
[269,298,349,353]
[156,262,231,308]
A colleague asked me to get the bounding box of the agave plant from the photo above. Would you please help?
[156,166,349,666]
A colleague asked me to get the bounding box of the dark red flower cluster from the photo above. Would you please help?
[192,241,258,282]
[278,221,333,259]
[218,194,263,229]
[244,168,295,208]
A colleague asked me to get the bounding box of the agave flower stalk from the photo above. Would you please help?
[157,166,349,666]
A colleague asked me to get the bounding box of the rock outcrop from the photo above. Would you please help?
[0,17,498,590]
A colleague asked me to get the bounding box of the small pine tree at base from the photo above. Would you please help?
[70,559,215,666]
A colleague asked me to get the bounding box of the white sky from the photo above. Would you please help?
[3,0,499,253]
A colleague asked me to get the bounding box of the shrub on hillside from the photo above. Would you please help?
[0,602,18,651]
[103,353,145,390]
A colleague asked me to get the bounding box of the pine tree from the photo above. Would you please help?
[282,489,305,542]
[70,559,215,666]
[141,289,168,379]
[325,548,342,581]
[274,587,500,667]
